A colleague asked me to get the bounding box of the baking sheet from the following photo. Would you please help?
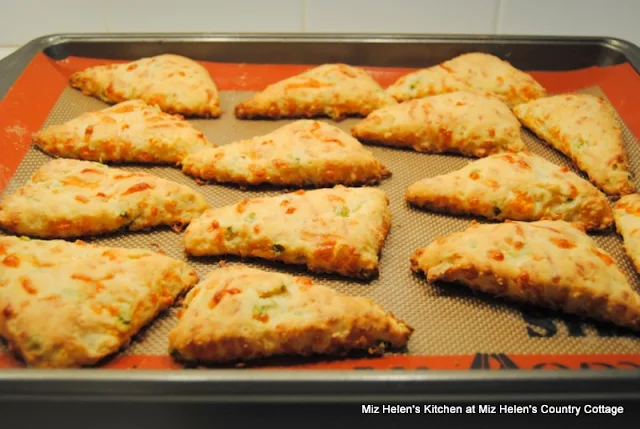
[1,83,640,366]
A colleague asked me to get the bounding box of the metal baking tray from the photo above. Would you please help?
[1,33,640,403]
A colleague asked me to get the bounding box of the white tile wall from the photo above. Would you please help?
[497,0,640,45]
[0,47,17,61]
[0,0,639,53]
[305,0,499,34]
[0,0,108,46]
[105,0,304,33]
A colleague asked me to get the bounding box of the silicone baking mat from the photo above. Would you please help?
[1,54,640,370]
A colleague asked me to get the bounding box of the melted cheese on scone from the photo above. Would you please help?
[168,266,413,363]
[184,186,391,278]
[513,93,635,196]
[0,159,209,238]
[235,64,396,120]
[411,220,640,330]
[182,120,389,187]
[34,100,214,165]
[0,236,198,368]
[69,54,220,117]
[406,152,613,230]
[614,194,640,273]
[352,91,525,157]
[387,52,546,107]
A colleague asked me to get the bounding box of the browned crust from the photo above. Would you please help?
[0,268,198,368]
[235,101,366,122]
[405,189,613,232]
[187,213,391,279]
[182,160,391,188]
[70,71,221,119]
[619,239,640,275]
[516,112,635,197]
[301,200,391,279]
[185,236,389,280]
[0,160,209,239]
[168,265,413,364]
[352,127,506,158]
[170,313,412,364]
[32,134,183,167]
[351,128,416,150]
[613,196,640,274]
[184,189,392,279]
[410,251,640,331]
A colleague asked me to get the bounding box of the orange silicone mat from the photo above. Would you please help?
[1,54,640,370]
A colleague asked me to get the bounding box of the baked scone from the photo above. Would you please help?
[69,54,220,117]
[34,100,214,165]
[168,266,413,364]
[235,64,396,120]
[0,235,198,368]
[614,194,640,273]
[184,186,391,278]
[387,52,546,107]
[0,159,209,238]
[411,220,640,330]
[182,120,389,187]
[406,152,613,231]
[513,93,635,197]
[352,91,525,157]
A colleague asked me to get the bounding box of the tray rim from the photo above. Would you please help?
[1,368,640,402]
[3,32,640,96]
[2,32,640,402]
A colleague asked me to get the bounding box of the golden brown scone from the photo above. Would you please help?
[0,159,209,238]
[387,52,546,107]
[406,152,613,231]
[0,236,198,368]
[614,194,640,273]
[69,54,220,117]
[34,100,214,165]
[168,266,413,364]
[352,91,525,157]
[235,64,396,120]
[182,120,389,187]
[513,93,635,197]
[184,186,391,278]
[411,220,640,331]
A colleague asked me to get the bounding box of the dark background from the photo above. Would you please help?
[1,400,637,429]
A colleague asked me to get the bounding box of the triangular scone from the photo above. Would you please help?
[513,94,635,196]
[182,120,389,187]
[352,91,525,157]
[168,266,413,364]
[614,194,640,273]
[34,100,214,165]
[235,64,396,120]
[0,236,198,368]
[411,220,640,330]
[184,186,391,278]
[406,152,613,231]
[387,52,546,107]
[0,159,209,238]
[69,54,220,117]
